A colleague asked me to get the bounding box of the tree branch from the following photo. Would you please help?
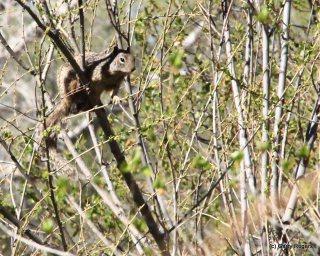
[15,1,169,254]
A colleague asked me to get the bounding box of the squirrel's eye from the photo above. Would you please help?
[119,57,125,63]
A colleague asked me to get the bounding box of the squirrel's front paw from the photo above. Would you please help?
[111,95,121,105]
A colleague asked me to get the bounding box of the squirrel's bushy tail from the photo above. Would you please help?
[34,101,70,150]
[46,100,70,127]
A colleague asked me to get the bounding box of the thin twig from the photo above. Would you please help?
[78,0,86,69]
[0,222,74,256]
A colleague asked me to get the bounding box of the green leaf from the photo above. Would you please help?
[231,151,244,162]
[56,177,69,201]
[42,125,61,138]
[257,141,271,151]
[141,166,152,177]
[134,218,148,232]
[169,49,184,69]
[146,129,157,142]
[296,145,310,159]
[2,130,13,139]
[41,170,49,179]
[153,177,166,190]
[282,159,295,174]
[256,6,270,24]
[132,150,142,166]
[42,218,54,234]
[191,155,211,170]
[120,162,130,173]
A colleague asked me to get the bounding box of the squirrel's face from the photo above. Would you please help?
[109,52,135,75]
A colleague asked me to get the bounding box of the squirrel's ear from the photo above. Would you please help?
[125,46,130,52]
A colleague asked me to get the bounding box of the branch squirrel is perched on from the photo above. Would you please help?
[46,46,135,128]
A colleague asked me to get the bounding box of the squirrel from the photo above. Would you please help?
[46,46,135,128]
